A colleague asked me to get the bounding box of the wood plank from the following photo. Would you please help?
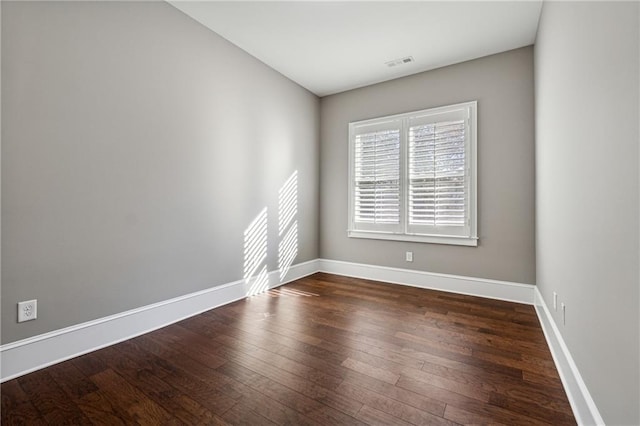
[94,345,226,425]
[336,381,456,426]
[443,403,509,425]
[0,380,48,425]
[397,375,555,426]
[488,391,575,424]
[341,357,400,384]
[216,361,363,425]
[46,359,135,425]
[48,360,99,400]
[75,390,135,425]
[0,273,575,425]
[213,332,344,390]
[398,368,492,402]
[89,369,178,425]
[341,367,446,417]
[356,405,415,426]
[221,402,277,426]
[130,336,241,413]
[18,370,93,425]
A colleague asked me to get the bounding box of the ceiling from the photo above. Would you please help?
[168,1,543,97]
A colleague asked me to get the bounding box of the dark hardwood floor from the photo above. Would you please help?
[1,273,575,425]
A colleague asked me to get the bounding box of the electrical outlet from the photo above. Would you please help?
[18,300,37,322]
[561,302,566,325]
[553,292,558,311]
[405,251,413,262]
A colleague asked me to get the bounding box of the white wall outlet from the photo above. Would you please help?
[561,302,566,325]
[553,292,558,311]
[18,300,37,322]
[405,251,413,262]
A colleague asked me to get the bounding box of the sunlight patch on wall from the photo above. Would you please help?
[278,221,298,280]
[244,207,269,296]
[278,171,298,236]
[278,171,298,281]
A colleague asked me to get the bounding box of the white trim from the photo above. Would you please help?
[348,230,478,246]
[533,287,605,426]
[0,255,602,426]
[347,101,478,247]
[0,258,536,383]
[0,259,319,383]
[318,258,534,305]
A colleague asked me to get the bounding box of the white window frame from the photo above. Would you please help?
[348,101,478,247]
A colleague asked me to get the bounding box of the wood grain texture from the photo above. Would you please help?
[1,273,575,425]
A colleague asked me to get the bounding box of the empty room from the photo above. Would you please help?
[1,1,638,425]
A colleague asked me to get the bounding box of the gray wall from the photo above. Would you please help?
[535,2,639,425]
[1,1,319,344]
[320,47,535,284]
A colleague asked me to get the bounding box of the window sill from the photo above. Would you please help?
[347,230,478,247]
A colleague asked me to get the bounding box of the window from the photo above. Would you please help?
[348,101,477,246]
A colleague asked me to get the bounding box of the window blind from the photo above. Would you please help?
[408,120,466,228]
[353,128,401,227]
[348,101,476,246]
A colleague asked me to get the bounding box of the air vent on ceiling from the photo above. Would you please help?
[385,56,415,68]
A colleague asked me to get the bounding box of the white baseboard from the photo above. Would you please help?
[0,259,535,383]
[318,258,535,305]
[533,288,605,426]
[0,259,320,383]
[1,256,599,426]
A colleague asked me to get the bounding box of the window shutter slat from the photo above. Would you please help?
[354,129,401,225]
[409,120,467,227]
